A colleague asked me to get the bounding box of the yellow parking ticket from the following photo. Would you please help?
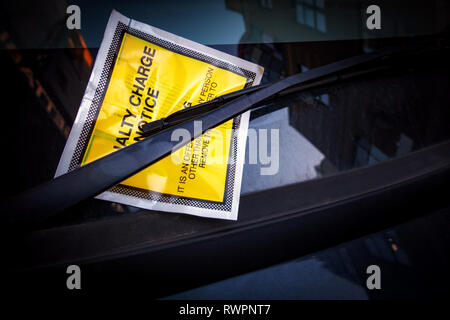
[55,10,263,220]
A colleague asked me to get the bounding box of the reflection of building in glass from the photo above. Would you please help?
[228,0,448,44]
[259,0,273,9]
[226,0,365,80]
[228,0,450,174]
[296,0,326,33]
[227,0,348,43]
[289,52,450,173]
[227,0,450,80]
[0,1,92,196]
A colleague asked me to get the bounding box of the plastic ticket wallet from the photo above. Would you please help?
[56,10,263,220]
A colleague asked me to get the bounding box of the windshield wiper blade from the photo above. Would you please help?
[140,82,272,136]
[140,47,411,138]
[1,40,432,230]
[139,65,380,137]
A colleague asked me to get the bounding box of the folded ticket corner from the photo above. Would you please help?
[56,10,263,220]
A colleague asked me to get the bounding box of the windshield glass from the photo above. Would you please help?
[1,0,449,228]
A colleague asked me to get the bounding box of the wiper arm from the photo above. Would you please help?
[140,47,409,137]
[140,82,272,136]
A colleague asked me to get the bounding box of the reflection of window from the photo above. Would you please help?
[354,137,389,167]
[243,43,283,83]
[296,4,304,24]
[316,11,326,32]
[260,0,273,9]
[316,93,329,105]
[244,44,284,83]
[296,0,327,33]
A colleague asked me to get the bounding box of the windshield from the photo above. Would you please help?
[1,0,449,228]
